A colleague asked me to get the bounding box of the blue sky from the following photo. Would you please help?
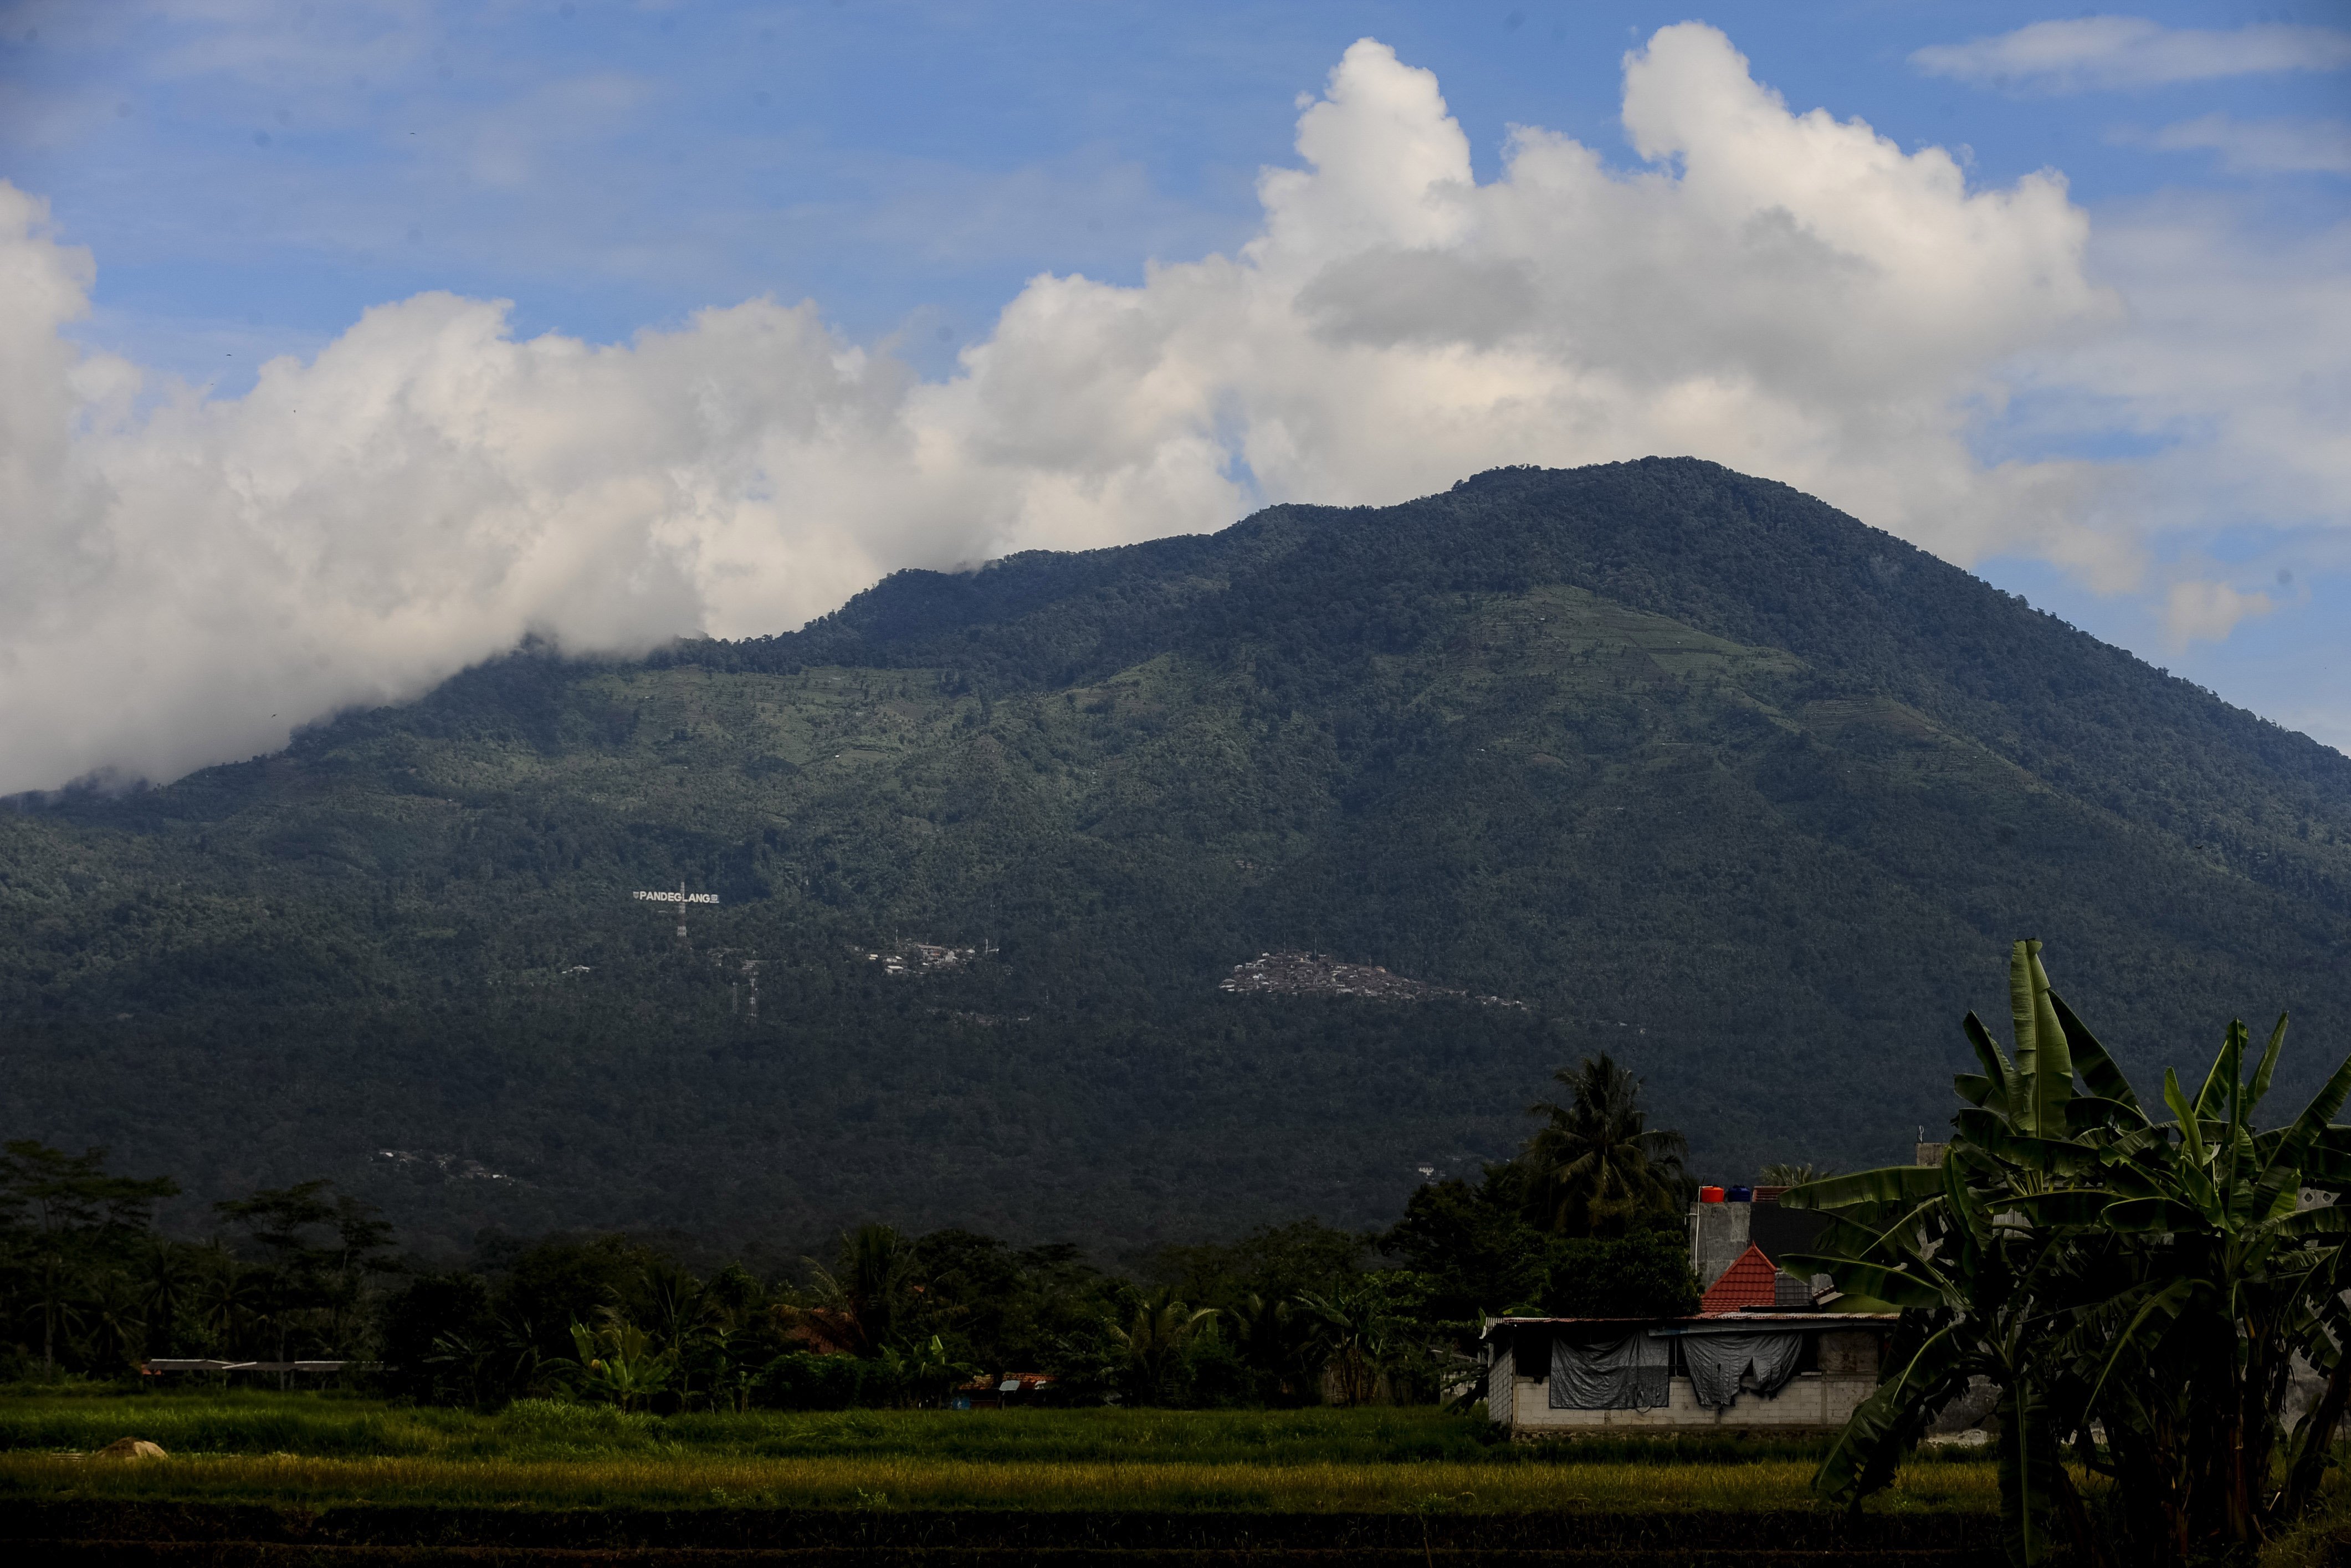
[0,1,2347,788]
[13,3,2343,373]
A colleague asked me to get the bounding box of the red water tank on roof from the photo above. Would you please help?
[1698,1185,1725,1203]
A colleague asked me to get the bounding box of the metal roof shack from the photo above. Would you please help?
[142,1360,368,1373]
[1476,1171,1916,1439]
[951,1372,1057,1410]
[1482,1309,1897,1440]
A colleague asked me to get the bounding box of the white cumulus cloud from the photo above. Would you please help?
[1913,16,2351,93]
[2146,114,2351,175]
[0,24,2335,793]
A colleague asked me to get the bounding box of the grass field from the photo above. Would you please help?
[0,1388,1998,1517]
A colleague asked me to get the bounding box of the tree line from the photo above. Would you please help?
[0,1054,1701,1408]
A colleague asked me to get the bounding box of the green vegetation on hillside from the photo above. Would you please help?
[4,459,2348,1252]
[0,1057,1697,1404]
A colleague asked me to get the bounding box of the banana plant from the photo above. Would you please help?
[1782,939,2351,1566]
[565,1315,678,1411]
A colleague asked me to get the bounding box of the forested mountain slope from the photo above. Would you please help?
[6,459,2347,1256]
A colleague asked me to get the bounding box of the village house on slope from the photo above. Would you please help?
[1482,1182,1896,1438]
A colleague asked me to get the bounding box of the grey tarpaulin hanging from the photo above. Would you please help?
[1550,1331,1672,1410]
[1682,1331,1805,1410]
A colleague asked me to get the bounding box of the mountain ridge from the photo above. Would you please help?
[678,457,2351,916]
[4,458,2346,1254]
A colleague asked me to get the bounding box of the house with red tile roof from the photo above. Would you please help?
[1698,1243,1781,1314]
[1479,1189,1893,1439]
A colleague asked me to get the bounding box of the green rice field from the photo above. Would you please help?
[0,1388,1995,1515]
[32,1391,2351,1566]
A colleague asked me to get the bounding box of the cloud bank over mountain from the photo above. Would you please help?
[0,24,2336,792]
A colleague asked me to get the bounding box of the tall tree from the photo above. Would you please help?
[1107,1287,1217,1405]
[1520,1055,1688,1237]
[1226,1291,1317,1404]
[799,1223,914,1357]
[214,1179,396,1370]
[0,1142,178,1375]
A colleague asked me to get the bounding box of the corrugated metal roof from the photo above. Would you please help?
[1483,1310,1894,1338]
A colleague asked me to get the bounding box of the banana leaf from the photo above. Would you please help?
[1955,1072,2000,1109]
[2002,1190,2117,1227]
[2064,1096,2142,1137]
[1964,1011,2022,1120]
[2015,941,2073,1137]
[2268,1205,2351,1240]
[1956,1117,2101,1176]
[1841,1197,1959,1273]
[2247,1013,2289,1118]
[1952,1106,2005,1147]
[2251,1023,2351,1221]
[2164,1069,2210,1169]
[1778,1165,1949,1212]
[1805,1213,1899,1260]
[2079,1279,2196,1409]
[1780,1254,1947,1310]
[2103,1197,2207,1234]
[2191,1020,2246,1124]
[2092,1160,2169,1202]
[2048,991,2143,1117]
[1943,1153,1991,1265]
[1813,1322,1966,1509]
[2009,940,2043,1080]
[2301,1140,2351,1190]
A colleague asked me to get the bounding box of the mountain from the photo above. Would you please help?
[6,458,2348,1257]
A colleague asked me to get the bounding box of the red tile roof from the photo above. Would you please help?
[1700,1242,1781,1314]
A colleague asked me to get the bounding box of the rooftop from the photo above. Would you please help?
[1699,1242,1781,1313]
[1483,1311,1894,1335]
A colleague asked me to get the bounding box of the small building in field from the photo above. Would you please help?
[952,1372,1057,1410]
[1482,1185,1894,1438]
[1481,1304,1893,1437]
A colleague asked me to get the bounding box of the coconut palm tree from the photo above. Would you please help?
[136,1238,203,1359]
[1522,1055,1688,1236]
[1107,1288,1217,1405]
[0,1141,177,1375]
[798,1223,914,1356]
[188,1241,257,1358]
[641,1260,716,1352]
[1229,1292,1318,1403]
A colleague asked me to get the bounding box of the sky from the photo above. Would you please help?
[0,1,2346,793]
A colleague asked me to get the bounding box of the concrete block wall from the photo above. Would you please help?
[1815,1330,1879,1379]
[1503,1370,1879,1436]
